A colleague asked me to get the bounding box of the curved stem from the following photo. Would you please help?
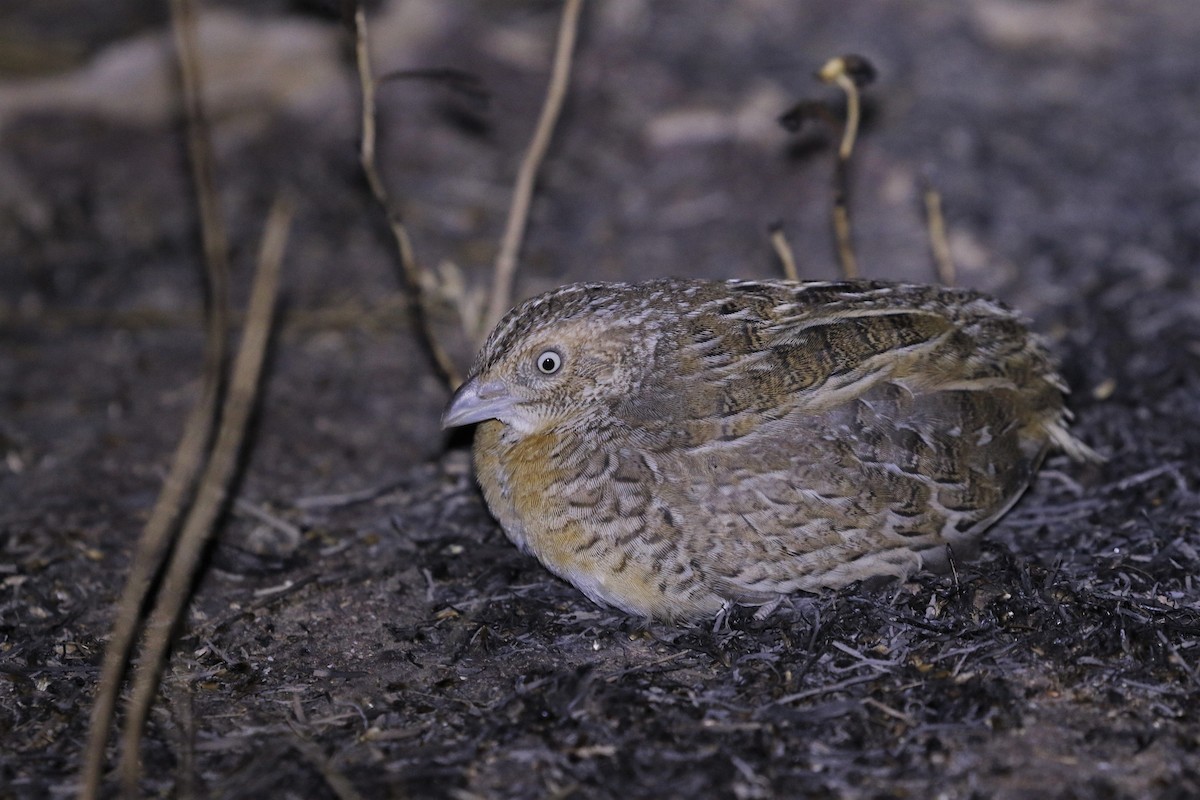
[483,0,585,335]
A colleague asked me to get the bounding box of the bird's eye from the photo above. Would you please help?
[536,349,563,374]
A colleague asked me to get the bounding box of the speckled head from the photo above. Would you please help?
[443,281,678,434]
[472,282,681,374]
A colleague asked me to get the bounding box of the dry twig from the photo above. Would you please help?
[78,0,231,793]
[353,2,462,389]
[117,196,293,795]
[861,696,917,726]
[293,479,405,510]
[923,183,955,286]
[233,497,304,544]
[287,727,367,800]
[482,0,585,333]
[768,223,800,282]
[816,55,875,280]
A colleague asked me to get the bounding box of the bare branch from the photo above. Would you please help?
[354,3,462,389]
[117,196,293,795]
[483,0,585,334]
[768,224,800,282]
[817,55,875,280]
[922,184,955,286]
[78,0,231,794]
[830,191,858,279]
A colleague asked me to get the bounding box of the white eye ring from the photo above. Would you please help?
[536,349,563,374]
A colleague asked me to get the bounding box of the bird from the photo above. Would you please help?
[442,278,1095,623]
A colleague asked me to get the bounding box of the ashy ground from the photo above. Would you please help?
[2,1,1199,797]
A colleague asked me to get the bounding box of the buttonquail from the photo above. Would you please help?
[443,279,1093,622]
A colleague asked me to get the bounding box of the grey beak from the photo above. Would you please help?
[441,377,515,429]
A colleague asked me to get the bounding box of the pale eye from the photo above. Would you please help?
[536,349,563,374]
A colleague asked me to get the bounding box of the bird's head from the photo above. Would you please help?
[441,283,668,435]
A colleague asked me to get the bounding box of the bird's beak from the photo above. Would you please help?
[441,377,515,429]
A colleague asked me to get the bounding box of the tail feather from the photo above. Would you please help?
[1047,420,1104,463]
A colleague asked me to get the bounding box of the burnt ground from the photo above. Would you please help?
[2,1,1200,797]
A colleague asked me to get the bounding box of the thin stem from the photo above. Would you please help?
[354,3,462,389]
[483,0,585,334]
[78,0,230,794]
[116,196,293,796]
[818,56,871,280]
[831,72,860,161]
[923,184,955,286]
[769,225,800,281]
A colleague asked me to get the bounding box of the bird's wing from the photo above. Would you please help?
[629,282,1064,595]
